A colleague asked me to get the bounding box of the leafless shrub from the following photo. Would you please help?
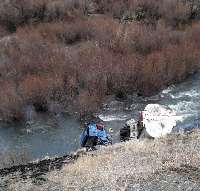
[0,1,200,121]
[0,81,24,121]
[159,0,192,27]
[0,0,85,32]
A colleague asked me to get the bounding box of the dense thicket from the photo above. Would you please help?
[0,0,200,121]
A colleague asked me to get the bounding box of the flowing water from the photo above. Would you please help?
[0,73,200,164]
[100,73,200,138]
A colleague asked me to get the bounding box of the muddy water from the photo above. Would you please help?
[0,73,200,164]
[0,113,82,162]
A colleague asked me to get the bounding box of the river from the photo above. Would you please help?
[0,73,200,166]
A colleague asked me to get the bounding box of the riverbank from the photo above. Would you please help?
[1,71,200,170]
[1,129,200,190]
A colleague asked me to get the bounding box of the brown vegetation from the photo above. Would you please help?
[0,0,85,32]
[0,0,200,121]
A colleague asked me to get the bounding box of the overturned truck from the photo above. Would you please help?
[80,123,112,151]
[120,104,177,141]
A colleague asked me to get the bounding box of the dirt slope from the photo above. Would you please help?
[1,130,200,191]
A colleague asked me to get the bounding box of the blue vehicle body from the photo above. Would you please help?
[80,127,89,147]
[80,123,111,148]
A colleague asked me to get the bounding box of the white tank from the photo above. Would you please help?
[142,104,177,138]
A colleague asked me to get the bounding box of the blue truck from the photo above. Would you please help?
[80,123,112,150]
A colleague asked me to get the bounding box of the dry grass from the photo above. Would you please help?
[49,131,200,190]
[0,130,200,191]
[0,149,30,169]
[3,130,200,190]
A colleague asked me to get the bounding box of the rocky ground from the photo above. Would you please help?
[1,130,200,191]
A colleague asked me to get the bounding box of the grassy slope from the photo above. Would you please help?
[2,129,200,190]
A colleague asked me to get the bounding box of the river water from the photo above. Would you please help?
[0,73,200,164]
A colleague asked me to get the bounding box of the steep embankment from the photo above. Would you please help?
[1,130,200,191]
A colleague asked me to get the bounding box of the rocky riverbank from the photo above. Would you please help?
[1,129,200,191]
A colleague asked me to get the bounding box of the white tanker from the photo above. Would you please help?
[120,104,177,140]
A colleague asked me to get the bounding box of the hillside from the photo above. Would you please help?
[1,130,200,190]
[1,1,200,190]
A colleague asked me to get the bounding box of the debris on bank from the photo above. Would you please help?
[0,153,80,179]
